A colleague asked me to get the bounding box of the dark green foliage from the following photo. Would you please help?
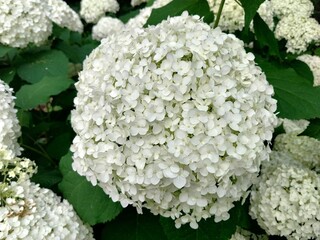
[145,0,214,26]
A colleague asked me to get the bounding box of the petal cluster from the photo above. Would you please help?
[80,0,119,23]
[71,13,278,228]
[46,0,83,33]
[92,17,125,41]
[0,80,21,158]
[0,180,94,240]
[250,151,320,240]
[0,0,83,48]
[0,149,94,240]
[207,0,274,32]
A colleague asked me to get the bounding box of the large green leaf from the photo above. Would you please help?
[31,166,62,189]
[15,76,73,109]
[0,67,15,84]
[253,14,280,57]
[145,0,214,26]
[160,202,250,240]
[290,59,314,85]
[301,118,320,140]
[256,57,320,119]
[17,50,69,83]
[0,44,15,58]
[59,152,122,225]
[239,0,265,32]
[101,207,167,240]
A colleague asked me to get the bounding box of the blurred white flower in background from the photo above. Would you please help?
[71,13,278,229]
[80,0,119,23]
[131,0,147,7]
[92,17,125,41]
[0,0,83,48]
[46,0,83,33]
[250,151,320,240]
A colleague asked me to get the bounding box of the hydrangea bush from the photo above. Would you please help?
[0,0,320,239]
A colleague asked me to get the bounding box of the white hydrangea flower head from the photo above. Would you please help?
[0,149,37,185]
[80,0,119,23]
[46,0,83,33]
[270,0,314,18]
[279,118,310,135]
[71,13,278,228]
[207,0,274,32]
[126,0,173,29]
[250,151,320,240]
[274,133,320,171]
[0,180,94,240]
[92,17,125,41]
[297,54,320,86]
[230,227,268,240]
[275,14,320,54]
[131,0,147,7]
[0,80,21,158]
[0,0,52,48]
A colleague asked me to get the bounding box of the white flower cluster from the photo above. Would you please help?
[275,118,319,171]
[297,54,320,86]
[229,227,268,240]
[0,0,51,48]
[271,0,320,53]
[131,0,147,7]
[0,80,21,158]
[71,13,278,228]
[0,148,94,240]
[92,0,172,41]
[80,0,119,23]
[250,151,320,240]
[46,0,83,33]
[279,118,309,135]
[270,0,314,18]
[0,180,94,240]
[126,0,173,28]
[0,149,36,185]
[92,17,125,41]
[274,133,320,171]
[0,0,83,48]
[207,0,274,33]
[275,15,320,54]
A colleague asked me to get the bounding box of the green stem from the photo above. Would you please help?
[21,143,55,166]
[213,0,226,28]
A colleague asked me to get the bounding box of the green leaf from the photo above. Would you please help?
[253,14,280,57]
[17,50,69,83]
[160,202,249,240]
[145,0,214,26]
[56,42,98,63]
[239,0,265,32]
[118,8,142,23]
[17,110,32,127]
[0,44,15,58]
[101,207,167,240]
[256,57,320,119]
[31,166,62,188]
[0,67,15,84]
[15,76,73,109]
[46,132,72,159]
[301,118,320,140]
[59,152,122,225]
[290,60,314,85]
[315,47,320,57]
